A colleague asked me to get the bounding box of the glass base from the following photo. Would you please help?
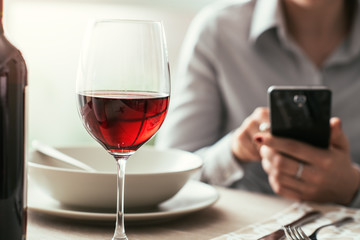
[112,236,128,240]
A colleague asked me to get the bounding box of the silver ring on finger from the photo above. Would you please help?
[296,162,304,179]
[259,122,270,132]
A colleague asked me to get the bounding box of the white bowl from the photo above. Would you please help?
[28,145,202,210]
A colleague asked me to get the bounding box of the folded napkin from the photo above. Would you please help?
[212,202,359,240]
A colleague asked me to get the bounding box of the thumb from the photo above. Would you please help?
[329,117,349,150]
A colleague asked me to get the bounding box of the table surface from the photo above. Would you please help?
[27,185,295,240]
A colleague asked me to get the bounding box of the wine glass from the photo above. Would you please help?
[76,19,170,240]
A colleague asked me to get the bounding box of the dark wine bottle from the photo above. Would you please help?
[0,0,28,239]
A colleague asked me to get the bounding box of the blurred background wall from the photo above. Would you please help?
[4,0,217,147]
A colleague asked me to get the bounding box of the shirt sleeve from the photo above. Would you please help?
[349,189,360,208]
[194,132,245,186]
[156,9,245,187]
[348,163,360,208]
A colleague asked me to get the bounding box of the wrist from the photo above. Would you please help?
[231,148,245,164]
[353,164,360,193]
[345,164,360,205]
[231,132,245,163]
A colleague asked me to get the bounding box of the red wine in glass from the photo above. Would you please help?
[77,19,170,240]
[78,90,169,154]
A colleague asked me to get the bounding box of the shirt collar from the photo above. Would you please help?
[249,0,285,44]
[332,1,360,64]
[249,0,360,65]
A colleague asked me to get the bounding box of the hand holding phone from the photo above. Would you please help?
[268,86,332,148]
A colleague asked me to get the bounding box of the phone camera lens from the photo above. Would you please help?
[293,94,306,107]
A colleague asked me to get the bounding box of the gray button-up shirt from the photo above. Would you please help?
[156,0,360,207]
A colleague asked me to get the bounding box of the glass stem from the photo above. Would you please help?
[112,156,129,240]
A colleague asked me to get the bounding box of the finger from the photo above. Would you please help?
[252,107,270,122]
[254,132,326,165]
[253,107,270,133]
[260,145,301,176]
[244,118,264,139]
[246,107,270,136]
[239,110,269,152]
[256,118,347,153]
[329,117,349,151]
[268,173,305,200]
[236,131,261,158]
[232,123,261,160]
[232,107,271,161]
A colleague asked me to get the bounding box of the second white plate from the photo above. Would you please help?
[29,180,219,224]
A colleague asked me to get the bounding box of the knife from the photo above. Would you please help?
[257,210,322,240]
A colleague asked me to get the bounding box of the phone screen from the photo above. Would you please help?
[269,86,332,148]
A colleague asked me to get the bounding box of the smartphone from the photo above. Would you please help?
[268,86,332,148]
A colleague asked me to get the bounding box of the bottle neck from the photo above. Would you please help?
[0,0,4,34]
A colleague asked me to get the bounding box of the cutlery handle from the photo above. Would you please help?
[32,140,97,172]
[257,210,321,240]
[309,216,354,240]
[285,210,322,227]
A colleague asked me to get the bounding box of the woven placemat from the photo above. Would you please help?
[212,202,360,240]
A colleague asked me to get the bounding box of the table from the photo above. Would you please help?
[27,186,295,240]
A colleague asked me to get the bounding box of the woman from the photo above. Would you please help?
[156,0,360,207]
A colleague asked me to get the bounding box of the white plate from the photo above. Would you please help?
[29,145,203,210]
[28,180,219,224]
